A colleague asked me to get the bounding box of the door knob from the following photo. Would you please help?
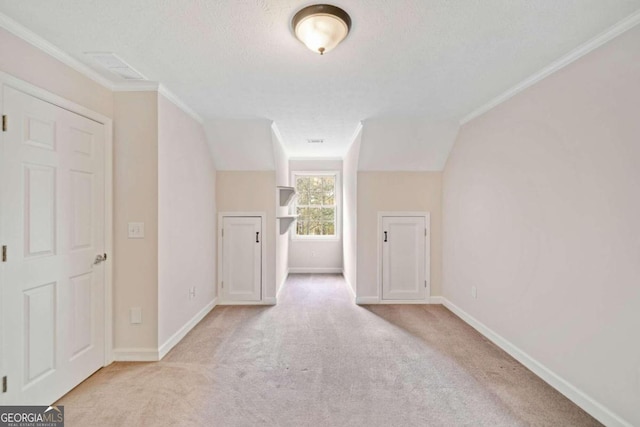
[94,253,107,265]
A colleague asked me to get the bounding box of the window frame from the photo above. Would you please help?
[291,171,340,241]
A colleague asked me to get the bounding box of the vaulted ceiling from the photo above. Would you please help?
[1,0,639,159]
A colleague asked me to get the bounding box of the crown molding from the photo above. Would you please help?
[158,84,203,124]
[341,121,363,158]
[460,9,640,125]
[0,11,204,125]
[270,122,290,156]
[0,11,115,89]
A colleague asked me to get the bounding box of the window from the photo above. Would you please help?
[293,173,338,239]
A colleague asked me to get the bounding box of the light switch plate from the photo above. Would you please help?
[128,222,145,239]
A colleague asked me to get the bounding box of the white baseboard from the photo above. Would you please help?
[158,298,218,360]
[442,298,631,427]
[342,274,357,302]
[112,348,159,362]
[276,269,289,299]
[429,296,444,304]
[355,296,380,305]
[288,267,343,274]
[263,297,277,305]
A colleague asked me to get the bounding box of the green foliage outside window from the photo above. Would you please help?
[295,175,336,237]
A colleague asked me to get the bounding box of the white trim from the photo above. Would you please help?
[270,122,290,157]
[291,170,341,241]
[342,274,356,302]
[341,121,363,159]
[355,297,380,305]
[0,71,115,367]
[217,212,267,304]
[429,296,444,304]
[0,12,204,126]
[460,10,640,125]
[377,212,431,303]
[442,298,632,427]
[157,298,218,360]
[276,268,289,299]
[112,348,159,362]
[0,12,114,89]
[158,84,203,124]
[289,156,344,161]
[288,267,343,274]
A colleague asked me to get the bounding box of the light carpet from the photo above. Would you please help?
[57,273,600,426]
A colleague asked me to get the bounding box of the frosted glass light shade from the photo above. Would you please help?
[292,5,351,55]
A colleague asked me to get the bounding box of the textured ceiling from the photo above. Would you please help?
[0,0,639,158]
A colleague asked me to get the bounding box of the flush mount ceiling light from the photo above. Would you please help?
[292,4,352,55]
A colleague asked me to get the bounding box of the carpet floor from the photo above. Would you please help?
[57,273,600,426]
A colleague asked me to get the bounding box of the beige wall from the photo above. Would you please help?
[289,159,343,271]
[357,172,443,299]
[273,131,290,294]
[158,94,217,346]
[443,26,640,425]
[113,92,159,350]
[0,28,113,118]
[342,131,362,295]
[216,171,277,299]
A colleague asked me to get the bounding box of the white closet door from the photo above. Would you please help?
[1,86,106,404]
[382,216,427,301]
[222,217,262,302]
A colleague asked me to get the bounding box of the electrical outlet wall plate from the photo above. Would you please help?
[128,222,145,239]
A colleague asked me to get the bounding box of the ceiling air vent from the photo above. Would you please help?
[307,139,324,144]
[84,52,146,80]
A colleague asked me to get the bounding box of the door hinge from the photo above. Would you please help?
[221,229,224,238]
[425,280,427,288]
[1,245,6,262]
[2,376,6,393]
[425,228,427,236]
[2,115,6,132]
[221,281,224,288]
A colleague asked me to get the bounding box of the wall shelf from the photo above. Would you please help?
[278,186,297,207]
[277,215,298,234]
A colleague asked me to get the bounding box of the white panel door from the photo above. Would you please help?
[1,86,106,404]
[222,217,262,302]
[382,216,427,301]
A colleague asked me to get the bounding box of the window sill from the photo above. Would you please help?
[291,235,340,242]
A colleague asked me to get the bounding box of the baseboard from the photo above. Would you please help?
[355,296,380,305]
[276,269,289,299]
[442,298,631,427]
[158,298,218,360]
[263,297,277,305]
[112,348,160,362]
[342,274,357,302]
[288,267,343,274]
[429,296,444,304]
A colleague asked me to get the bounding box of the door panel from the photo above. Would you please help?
[222,217,262,302]
[382,216,427,301]
[1,85,105,404]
